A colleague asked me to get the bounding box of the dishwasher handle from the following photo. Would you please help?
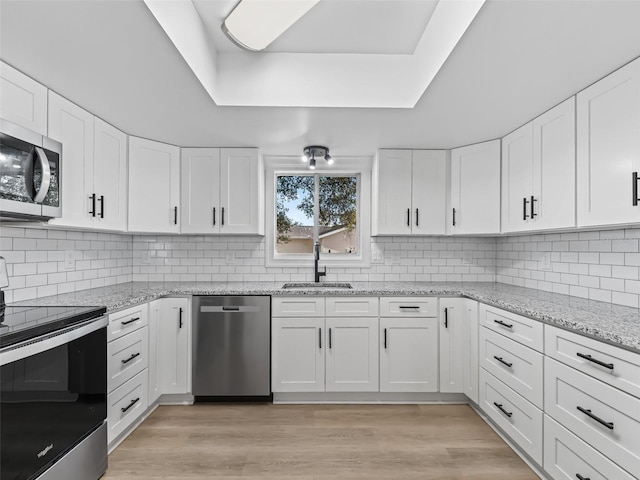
[199,305,262,313]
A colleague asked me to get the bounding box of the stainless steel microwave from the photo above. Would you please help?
[0,119,62,221]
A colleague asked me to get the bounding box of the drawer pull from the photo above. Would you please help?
[576,406,614,430]
[121,352,140,365]
[576,352,614,370]
[399,305,420,310]
[121,397,140,413]
[384,328,387,349]
[493,402,513,418]
[576,475,591,480]
[319,327,322,349]
[444,307,448,329]
[493,356,513,368]
[494,319,513,329]
[121,317,140,326]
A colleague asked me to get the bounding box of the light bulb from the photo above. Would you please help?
[309,157,316,169]
[325,154,333,165]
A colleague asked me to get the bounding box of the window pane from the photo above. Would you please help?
[276,175,315,254]
[318,175,358,255]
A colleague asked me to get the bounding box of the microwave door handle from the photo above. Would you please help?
[32,147,51,203]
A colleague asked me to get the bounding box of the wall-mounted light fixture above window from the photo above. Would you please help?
[302,145,333,170]
[222,0,320,52]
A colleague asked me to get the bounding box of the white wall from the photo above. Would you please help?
[0,226,132,303]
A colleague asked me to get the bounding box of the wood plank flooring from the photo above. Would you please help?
[104,404,539,480]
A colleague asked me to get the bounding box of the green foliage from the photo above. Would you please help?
[276,175,357,242]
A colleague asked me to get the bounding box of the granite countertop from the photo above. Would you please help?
[13,281,640,353]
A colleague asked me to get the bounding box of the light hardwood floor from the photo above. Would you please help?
[104,404,539,480]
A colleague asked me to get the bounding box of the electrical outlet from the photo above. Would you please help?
[226,251,236,265]
[62,251,76,271]
[540,252,551,271]
[371,245,383,264]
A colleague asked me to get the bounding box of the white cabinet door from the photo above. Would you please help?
[501,122,533,233]
[220,148,263,234]
[181,148,220,234]
[158,298,189,395]
[48,92,94,228]
[462,299,479,404]
[450,140,501,234]
[272,317,325,392]
[325,317,379,392]
[128,137,180,233]
[439,298,466,393]
[577,57,640,227]
[93,118,127,231]
[373,150,413,235]
[532,97,576,231]
[379,317,438,392]
[412,150,447,235]
[0,61,47,135]
[147,300,162,405]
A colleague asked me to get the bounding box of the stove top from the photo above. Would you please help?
[0,305,107,348]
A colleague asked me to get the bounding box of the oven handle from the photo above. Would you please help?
[0,316,108,366]
[29,147,51,203]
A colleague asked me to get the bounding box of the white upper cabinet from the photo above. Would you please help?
[373,149,447,235]
[501,97,576,233]
[0,61,47,135]
[48,93,127,231]
[181,147,263,234]
[577,57,640,227]
[48,92,95,228]
[449,140,501,235]
[128,136,180,233]
[93,118,127,231]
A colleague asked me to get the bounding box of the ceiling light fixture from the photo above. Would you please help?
[303,146,332,170]
[222,0,320,52]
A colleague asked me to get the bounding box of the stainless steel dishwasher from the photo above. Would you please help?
[192,296,271,400]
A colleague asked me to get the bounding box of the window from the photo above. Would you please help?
[265,157,371,267]
[276,174,358,255]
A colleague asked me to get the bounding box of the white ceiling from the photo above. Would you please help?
[1,0,640,156]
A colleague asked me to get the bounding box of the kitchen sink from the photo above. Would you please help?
[281,282,353,289]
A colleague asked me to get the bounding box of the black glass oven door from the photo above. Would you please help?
[0,327,106,480]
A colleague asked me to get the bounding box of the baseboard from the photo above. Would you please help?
[157,393,195,405]
[273,391,468,404]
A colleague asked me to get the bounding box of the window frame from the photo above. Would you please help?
[265,155,372,268]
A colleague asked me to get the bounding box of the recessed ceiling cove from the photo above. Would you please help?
[143,0,485,108]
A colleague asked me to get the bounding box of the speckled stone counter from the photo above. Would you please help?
[12,281,640,353]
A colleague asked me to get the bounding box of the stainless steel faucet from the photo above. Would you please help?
[314,242,326,283]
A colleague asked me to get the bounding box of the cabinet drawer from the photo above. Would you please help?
[545,357,640,475]
[108,304,148,342]
[108,327,149,393]
[326,297,378,317]
[479,304,543,352]
[479,368,543,465]
[544,415,637,480]
[480,327,544,409]
[107,369,148,444]
[545,325,640,399]
[379,297,436,317]
[272,297,325,317]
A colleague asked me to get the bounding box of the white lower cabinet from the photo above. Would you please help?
[544,415,637,480]
[272,317,325,392]
[325,317,379,392]
[379,317,438,392]
[107,370,149,444]
[462,299,479,404]
[157,298,190,395]
[439,298,467,393]
[147,299,162,404]
[479,368,543,465]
